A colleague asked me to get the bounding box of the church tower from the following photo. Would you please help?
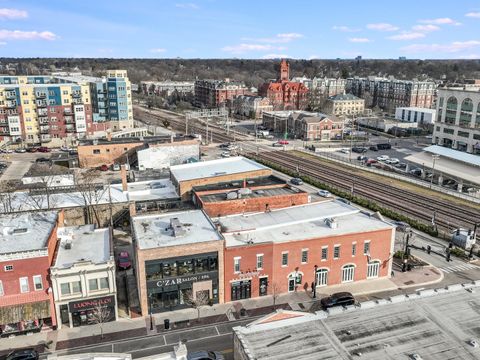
[279,59,289,81]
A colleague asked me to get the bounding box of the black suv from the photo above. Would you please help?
[6,349,39,360]
[320,292,355,309]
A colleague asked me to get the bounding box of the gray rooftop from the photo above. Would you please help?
[328,93,361,101]
[0,211,58,254]
[200,186,303,203]
[132,210,222,250]
[54,225,111,268]
[234,284,480,360]
[170,157,270,182]
[218,200,392,247]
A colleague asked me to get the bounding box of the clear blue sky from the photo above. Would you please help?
[0,0,479,59]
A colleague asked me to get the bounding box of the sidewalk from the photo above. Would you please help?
[0,265,444,356]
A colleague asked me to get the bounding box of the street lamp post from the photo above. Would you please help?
[149,293,154,331]
[313,265,318,298]
[430,154,440,189]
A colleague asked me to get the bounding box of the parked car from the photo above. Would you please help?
[26,147,38,153]
[112,163,121,171]
[369,145,378,151]
[187,351,225,360]
[1,148,13,153]
[60,146,72,152]
[0,162,8,169]
[357,155,367,161]
[320,292,355,309]
[290,178,303,185]
[366,158,377,164]
[219,143,230,149]
[117,251,131,270]
[377,155,389,161]
[337,198,351,205]
[409,168,422,176]
[6,349,39,360]
[386,158,399,165]
[37,147,51,153]
[272,142,283,147]
[278,140,289,145]
[221,151,231,158]
[35,157,50,163]
[69,149,78,156]
[318,189,332,197]
[395,162,407,169]
[352,147,367,153]
[15,148,27,153]
[340,148,350,154]
[99,164,109,171]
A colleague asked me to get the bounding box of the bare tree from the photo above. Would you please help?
[271,281,281,310]
[24,175,58,211]
[89,305,112,339]
[76,169,108,226]
[0,180,20,214]
[184,290,212,321]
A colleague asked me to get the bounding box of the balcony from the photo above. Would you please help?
[35,92,47,99]
[5,101,17,108]
[72,99,82,105]
[66,125,76,132]
[97,89,107,94]
[64,108,72,115]
[97,101,107,108]
[40,125,50,134]
[72,91,82,98]
[36,101,47,108]
[38,108,48,116]
[5,91,16,100]
[39,117,49,125]
[6,109,18,116]
[41,134,51,142]
[64,115,74,124]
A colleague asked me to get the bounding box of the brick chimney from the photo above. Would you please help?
[106,131,112,142]
[120,164,128,192]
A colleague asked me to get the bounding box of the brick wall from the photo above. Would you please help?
[135,240,225,315]
[78,141,143,168]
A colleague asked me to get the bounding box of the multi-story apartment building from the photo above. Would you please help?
[0,211,60,337]
[194,79,248,108]
[232,95,273,119]
[323,93,365,117]
[259,60,309,111]
[142,81,195,96]
[346,76,436,113]
[288,111,344,141]
[433,87,480,154]
[0,70,133,146]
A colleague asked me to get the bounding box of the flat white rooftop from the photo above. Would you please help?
[55,225,111,268]
[425,145,480,168]
[170,156,270,182]
[218,200,392,247]
[0,211,57,254]
[111,179,178,202]
[234,285,480,360]
[132,210,222,250]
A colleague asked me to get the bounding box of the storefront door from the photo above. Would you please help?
[288,278,295,292]
[231,281,251,301]
[259,277,268,296]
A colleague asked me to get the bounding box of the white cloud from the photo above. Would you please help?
[411,24,440,32]
[175,3,199,9]
[465,12,480,18]
[150,48,167,53]
[0,41,6,45]
[308,54,320,60]
[0,29,57,41]
[349,37,372,43]
[366,23,399,32]
[0,8,28,20]
[261,54,290,59]
[419,17,461,25]
[332,25,360,32]
[401,40,480,53]
[241,33,303,44]
[222,43,285,54]
[388,32,426,41]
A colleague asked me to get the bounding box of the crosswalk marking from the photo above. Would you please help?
[438,263,479,274]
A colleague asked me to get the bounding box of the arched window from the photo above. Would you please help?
[460,98,473,127]
[445,96,458,125]
[367,260,381,278]
[476,102,480,129]
[341,264,355,283]
[315,268,329,286]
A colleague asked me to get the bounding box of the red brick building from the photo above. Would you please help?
[0,211,61,337]
[194,79,248,108]
[219,201,394,302]
[259,60,309,111]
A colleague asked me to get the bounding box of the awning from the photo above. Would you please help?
[0,300,50,324]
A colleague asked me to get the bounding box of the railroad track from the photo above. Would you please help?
[252,151,479,232]
[133,106,249,143]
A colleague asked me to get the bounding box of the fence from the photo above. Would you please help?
[297,148,480,204]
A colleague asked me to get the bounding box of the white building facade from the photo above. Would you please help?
[395,107,436,125]
[50,225,117,329]
[433,88,480,154]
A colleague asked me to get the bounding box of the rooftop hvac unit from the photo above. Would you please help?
[170,217,186,237]
[64,240,72,250]
[226,191,238,200]
[324,218,338,229]
[238,188,252,196]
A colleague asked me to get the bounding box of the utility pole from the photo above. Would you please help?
[430,154,440,189]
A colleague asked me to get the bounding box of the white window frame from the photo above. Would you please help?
[342,264,355,283]
[0,280,4,296]
[256,254,264,270]
[281,251,289,267]
[333,245,341,260]
[352,242,357,257]
[19,277,29,293]
[321,246,328,261]
[316,268,329,287]
[301,249,308,264]
[367,260,380,279]
[234,257,241,274]
[364,241,371,255]
[33,275,43,291]
[4,265,13,272]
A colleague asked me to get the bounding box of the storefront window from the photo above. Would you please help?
[146,263,162,280]
[195,257,210,273]
[209,257,218,271]
[177,259,194,276]
[162,261,177,278]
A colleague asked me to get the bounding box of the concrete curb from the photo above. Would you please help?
[394,265,445,290]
